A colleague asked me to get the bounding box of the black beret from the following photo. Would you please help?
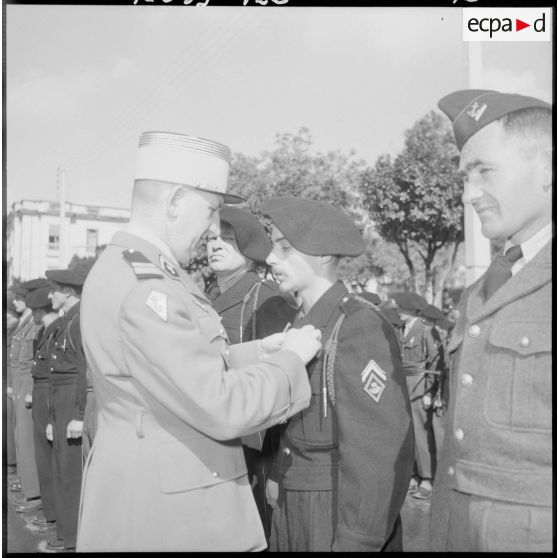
[10,285,28,298]
[391,291,428,312]
[262,197,365,257]
[21,277,51,291]
[438,89,551,150]
[25,287,52,310]
[420,303,446,322]
[46,269,88,287]
[359,291,381,306]
[219,206,272,263]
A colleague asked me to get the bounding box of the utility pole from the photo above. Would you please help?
[57,167,68,267]
[464,40,491,286]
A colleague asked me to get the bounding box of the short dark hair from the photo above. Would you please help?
[501,107,552,154]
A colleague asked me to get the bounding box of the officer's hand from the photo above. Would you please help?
[422,393,433,410]
[67,420,83,439]
[259,332,286,356]
[46,424,53,441]
[266,479,279,509]
[25,394,33,408]
[7,386,13,399]
[281,325,322,365]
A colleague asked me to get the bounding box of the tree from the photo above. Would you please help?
[68,244,106,276]
[359,111,464,305]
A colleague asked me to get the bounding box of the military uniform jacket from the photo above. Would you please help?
[207,270,296,344]
[48,303,88,420]
[32,319,62,382]
[431,241,552,550]
[270,281,414,551]
[76,231,311,552]
[9,311,38,397]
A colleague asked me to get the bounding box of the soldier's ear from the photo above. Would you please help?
[540,148,552,192]
[167,185,187,219]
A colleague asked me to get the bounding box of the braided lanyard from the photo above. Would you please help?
[238,280,263,343]
[321,313,346,418]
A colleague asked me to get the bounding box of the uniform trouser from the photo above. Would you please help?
[269,488,403,552]
[445,490,552,552]
[6,391,17,466]
[12,370,41,499]
[51,380,83,548]
[82,390,97,465]
[32,381,57,522]
[406,374,436,480]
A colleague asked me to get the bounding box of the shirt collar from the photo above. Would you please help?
[296,281,347,330]
[504,223,553,265]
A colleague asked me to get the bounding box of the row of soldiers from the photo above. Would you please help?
[6,271,92,552]
[7,204,454,553]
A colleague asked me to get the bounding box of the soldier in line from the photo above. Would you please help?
[76,131,321,552]
[206,205,297,542]
[430,90,552,552]
[263,197,414,552]
[6,294,20,477]
[9,284,42,513]
[391,292,441,501]
[38,269,88,553]
[25,286,62,535]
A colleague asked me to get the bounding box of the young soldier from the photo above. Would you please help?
[263,197,414,552]
[25,286,62,535]
[432,90,552,551]
[206,205,297,541]
[39,269,88,553]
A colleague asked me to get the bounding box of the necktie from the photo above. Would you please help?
[483,244,523,301]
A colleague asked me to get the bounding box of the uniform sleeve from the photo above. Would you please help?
[332,308,415,552]
[119,281,311,441]
[71,318,88,420]
[21,323,38,396]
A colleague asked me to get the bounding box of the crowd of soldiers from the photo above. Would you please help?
[6,222,456,553]
[5,87,552,553]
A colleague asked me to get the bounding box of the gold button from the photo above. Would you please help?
[448,466,455,476]
[520,336,530,347]
[224,349,230,358]
[283,448,291,456]
[468,325,480,337]
[212,471,219,478]
[53,355,57,359]
[454,429,464,441]
[342,296,349,303]
[460,374,473,387]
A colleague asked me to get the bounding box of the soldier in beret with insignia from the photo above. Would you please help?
[25,287,62,536]
[206,205,297,542]
[391,291,442,500]
[263,197,414,552]
[431,90,552,551]
[39,268,88,552]
[77,132,321,552]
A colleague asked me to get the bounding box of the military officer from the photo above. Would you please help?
[25,287,61,534]
[77,131,321,552]
[391,291,441,500]
[9,284,42,512]
[206,205,297,541]
[39,268,88,553]
[431,90,552,551]
[263,197,414,552]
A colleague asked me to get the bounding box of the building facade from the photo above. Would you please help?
[6,200,130,283]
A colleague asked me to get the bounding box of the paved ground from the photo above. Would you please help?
[6,469,430,552]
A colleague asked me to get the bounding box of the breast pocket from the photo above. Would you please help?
[195,314,230,367]
[287,369,336,448]
[484,321,551,432]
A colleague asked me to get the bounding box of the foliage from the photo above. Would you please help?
[359,111,464,303]
[68,244,107,276]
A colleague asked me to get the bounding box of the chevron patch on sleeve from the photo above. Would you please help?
[122,249,164,280]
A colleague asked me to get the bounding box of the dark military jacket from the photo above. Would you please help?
[32,318,62,382]
[270,281,414,551]
[206,270,297,344]
[48,302,88,420]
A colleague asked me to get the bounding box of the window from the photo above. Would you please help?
[49,224,60,250]
[86,229,98,253]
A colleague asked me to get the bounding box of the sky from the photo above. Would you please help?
[4,4,554,210]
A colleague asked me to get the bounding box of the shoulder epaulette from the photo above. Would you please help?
[122,249,164,280]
